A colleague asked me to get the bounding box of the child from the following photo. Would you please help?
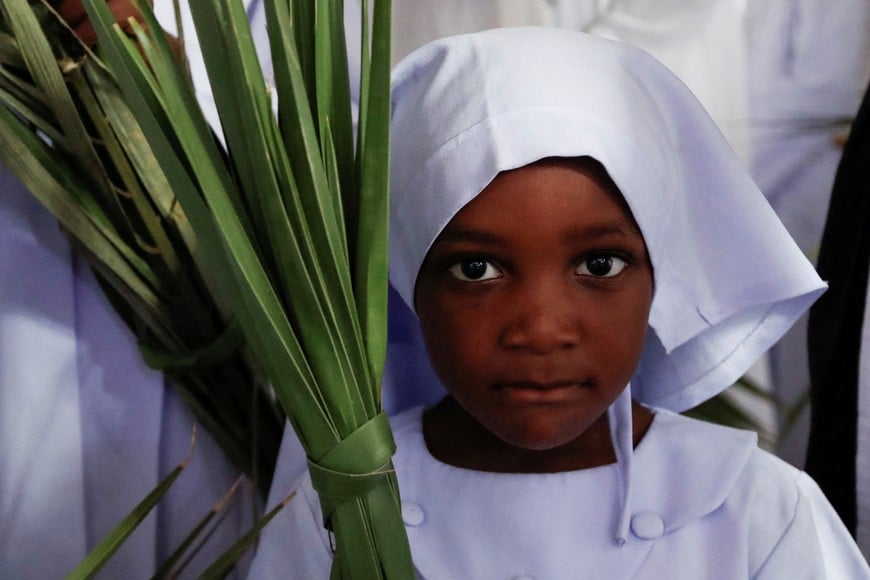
[249,27,869,578]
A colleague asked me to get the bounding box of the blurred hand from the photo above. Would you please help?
[58,0,152,46]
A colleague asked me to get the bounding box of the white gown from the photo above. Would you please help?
[248,407,870,579]
[0,165,254,579]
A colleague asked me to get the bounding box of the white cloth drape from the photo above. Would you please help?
[0,167,256,578]
[746,0,870,464]
[0,167,88,577]
[0,0,277,571]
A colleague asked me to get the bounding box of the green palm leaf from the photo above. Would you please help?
[2,0,411,574]
[0,0,282,494]
[81,0,412,575]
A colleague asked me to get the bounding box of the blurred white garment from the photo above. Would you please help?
[0,0,274,569]
[0,166,254,579]
[746,0,870,465]
[0,166,87,577]
[559,0,751,163]
[392,0,552,62]
[390,0,750,163]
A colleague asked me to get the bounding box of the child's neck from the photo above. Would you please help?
[422,397,654,473]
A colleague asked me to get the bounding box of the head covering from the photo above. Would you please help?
[389,26,824,412]
[387,27,825,543]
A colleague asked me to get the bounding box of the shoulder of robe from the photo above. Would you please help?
[390,405,427,436]
[632,409,776,534]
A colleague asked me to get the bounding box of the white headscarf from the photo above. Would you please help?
[387,27,825,542]
[389,26,824,412]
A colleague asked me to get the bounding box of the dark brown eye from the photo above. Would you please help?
[577,255,627,278]
[448,258,501,281]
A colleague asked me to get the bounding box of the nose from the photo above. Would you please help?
[498,278,581,354]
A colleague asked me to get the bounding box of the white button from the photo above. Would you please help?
[402,501,425,526]
[631,512,664,539]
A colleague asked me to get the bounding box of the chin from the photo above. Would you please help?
[491,421,587,452]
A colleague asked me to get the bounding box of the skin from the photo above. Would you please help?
[58,0,150,46]
[415,157,655,473]
[58,0,180,57]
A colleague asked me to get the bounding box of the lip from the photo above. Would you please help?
[495,380,592,404]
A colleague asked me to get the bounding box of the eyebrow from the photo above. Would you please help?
[560,221,644,244]
[435,229,505,246]
[436,220,644,247]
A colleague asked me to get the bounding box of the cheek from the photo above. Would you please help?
[575,275,650,366]
[416,291,496,388]
[597,285,653,374]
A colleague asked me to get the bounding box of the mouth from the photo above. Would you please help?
[495,380,593,403]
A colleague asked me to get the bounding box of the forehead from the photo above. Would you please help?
[437,157,644,244]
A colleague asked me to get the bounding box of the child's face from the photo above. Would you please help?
[415,158,653,454]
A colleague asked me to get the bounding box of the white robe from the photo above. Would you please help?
[248,407,869,579]
[0,163,254,579]
[1,2,275,576]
